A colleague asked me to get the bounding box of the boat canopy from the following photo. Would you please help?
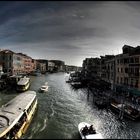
[17,77,30,85]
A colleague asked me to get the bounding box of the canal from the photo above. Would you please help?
[1,72,140,139]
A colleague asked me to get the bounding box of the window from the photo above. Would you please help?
[3,55,5,60]
[124,58,129,64]
[130,68,134,74]
[130,58,134,63]
[118,68,119,72]
[117,77,119,84]
[135,57,139,63]
[120,59,123,64]
[120,77,123,84]
[9,55,12,60]
[117,59,119,64]
[125,68,128,73]
[131,79,133,87]
[121,68,123,73]
[135,68,139,76]
[135,80,139,88]
[124,77,128,85]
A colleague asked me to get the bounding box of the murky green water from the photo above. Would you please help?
[0,73,140,139]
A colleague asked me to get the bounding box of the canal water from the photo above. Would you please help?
[0,73,140,139]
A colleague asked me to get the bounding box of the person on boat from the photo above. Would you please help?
[89,125,96,134]
[82,125,89,136]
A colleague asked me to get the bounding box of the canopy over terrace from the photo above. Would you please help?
[115,84,140,96]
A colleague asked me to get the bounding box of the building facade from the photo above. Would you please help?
[48,61,55,72]
[49,60,65,72]
[114,45,140,95]
[13,53,24,75]
[0,50,37,75]
[81,45,140,96]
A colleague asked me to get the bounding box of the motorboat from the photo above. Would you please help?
[78,122,103,139]
[39,82,49,92]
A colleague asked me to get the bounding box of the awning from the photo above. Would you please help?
[115,84,140,96]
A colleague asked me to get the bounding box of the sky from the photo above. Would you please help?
[0,1,140,66]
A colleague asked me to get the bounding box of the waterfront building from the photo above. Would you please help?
[100,55,115,90]
[36,59,48,73]
[82,57,101,81]
[13,53,24,75]
[32,59,37,72]
[0,63,4,77]
[36,60,46,73]
[81,45,140,97]
[114,45,140,96]
[0,50,25,75]
[48,61,55,72]
[39,62,46,73]
[23,54,33,74]
[49,60,65,72]
[0,50,14,75]
[0,50,37,75]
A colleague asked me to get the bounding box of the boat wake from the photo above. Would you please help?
[39,118,48,132]
[48,100,55,119]
[27,122,41,138]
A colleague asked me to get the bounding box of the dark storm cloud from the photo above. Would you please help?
[0,1,107,44]
[0,1,140,66]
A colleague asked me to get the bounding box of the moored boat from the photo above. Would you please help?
[110,101,140,120]
[78,122,103,139]
[0,90,37,139]
[17,76,30,92]
[70,82,82,88]
[7,75,22,87]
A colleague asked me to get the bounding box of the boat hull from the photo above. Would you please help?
[15,99,37,139]
[0,91,37,139]
[78,122,103,139]
[110,102,140,121]
[39,86,48,93]
[17,82,30,92]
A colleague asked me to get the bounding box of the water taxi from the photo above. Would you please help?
[0,90,37,139]
[17,76,30,92]
[78,122,103,139]
[39,82,49,93]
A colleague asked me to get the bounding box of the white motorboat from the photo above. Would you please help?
[78,122,103,139]
[40,82,49,92]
